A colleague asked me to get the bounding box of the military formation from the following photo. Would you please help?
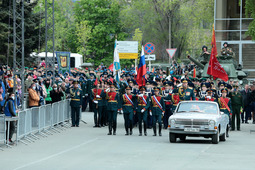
[68,71,244,136]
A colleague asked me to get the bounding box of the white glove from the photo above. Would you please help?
[85,94,88,97]
[139,94,143,97]
[141,109,145,113]
[121,110,123,114]
[207,96,211,99]
[149,111,152,116]
[106,88,110,92]
[162,112,164,115]
[96,95,100,98]
[94,100,98,104]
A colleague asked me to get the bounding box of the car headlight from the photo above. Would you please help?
[209,120,215,127]
[170,119,175,126]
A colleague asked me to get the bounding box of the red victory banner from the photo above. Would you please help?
[207,25,228,82]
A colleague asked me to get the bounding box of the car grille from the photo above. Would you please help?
[175,119,209,126]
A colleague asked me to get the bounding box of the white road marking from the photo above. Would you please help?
[14,138,98,170]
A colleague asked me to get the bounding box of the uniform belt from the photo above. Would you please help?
[71,99,80,101]
[220,108,227,110]
[164,100,171,102]
[124,104,132,106]
[138,104,146,106]
[153,105,159,107]
[94,98,102,100]
[108,100,117,102]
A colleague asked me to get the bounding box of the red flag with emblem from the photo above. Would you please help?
[207,25,228,82]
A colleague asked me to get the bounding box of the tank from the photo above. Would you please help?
[187,55,247,80]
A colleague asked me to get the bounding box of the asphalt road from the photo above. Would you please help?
[1,112,255,170]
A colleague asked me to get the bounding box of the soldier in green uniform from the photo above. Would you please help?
[104,84,120,135]
[229,84,243,131]
[69,81,83,127]
[87,74,95,112]
[120,86,136,135]
[150,87,165,136]
[136,86,150,136]
[221,42,233,56]
[81,77,88,112]
[178,79,195,101]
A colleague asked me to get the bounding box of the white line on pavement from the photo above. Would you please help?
[14,138,98,170]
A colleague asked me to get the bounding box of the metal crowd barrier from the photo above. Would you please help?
[16,99,71,145]
[0,115,5,150]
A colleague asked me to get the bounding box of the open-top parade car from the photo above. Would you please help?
[168,101,229,144]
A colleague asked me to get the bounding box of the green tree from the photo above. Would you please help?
[245,0,255,40]
[119,0,214,62]
[74,0,127,67]
[0,0,44,66]
[75,20,91,62]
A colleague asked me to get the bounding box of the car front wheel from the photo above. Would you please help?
[212,130,219,144]
[169,132,176,143]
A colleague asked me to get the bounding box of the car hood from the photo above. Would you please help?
[170,113,219,120]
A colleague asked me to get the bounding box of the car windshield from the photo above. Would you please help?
[176,102,218,114]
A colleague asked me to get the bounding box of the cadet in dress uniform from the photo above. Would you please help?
[218,88,232,126]
[120,86,136,135]
[200,89,217,102]
[136,86,150,136]
[162,82,173,129]
[229,84,243,131]
[171,88,180,112]
[199,82,208,99]
[69,81,83,127]
[91,80,104,127]
[150,87,165,136]
[104,84,120,135]
[178,79,195,101]
[81,77,88,112]
[87,73,95,112]
[217,81,225,98]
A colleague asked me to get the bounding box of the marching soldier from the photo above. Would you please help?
[120,86,136,135]
[91,80,104,127]
[200,89,217,102]
[229,84,243,131]
[136,86,150,136]
[178,79,195,101]
[171,89,180,112]
[69,81,83,127]
[150,87,165,136]
[218,88,232,128]
[104,84,120,135]
[81,77,88,112]
[199,82,208,99]
[162,82,173,129]
[87,73,95,112]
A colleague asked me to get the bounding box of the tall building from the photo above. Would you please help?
[214,0,255,80]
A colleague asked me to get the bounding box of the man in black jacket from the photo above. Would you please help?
[250,85,255,124]
[241,84,252,123]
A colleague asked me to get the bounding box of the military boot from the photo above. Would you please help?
[153,126,157,136]
[139,123,142,136]
[125,127,129,135]
[144,123,147,136]
[159,125,162,136]
[107,124,112,135]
